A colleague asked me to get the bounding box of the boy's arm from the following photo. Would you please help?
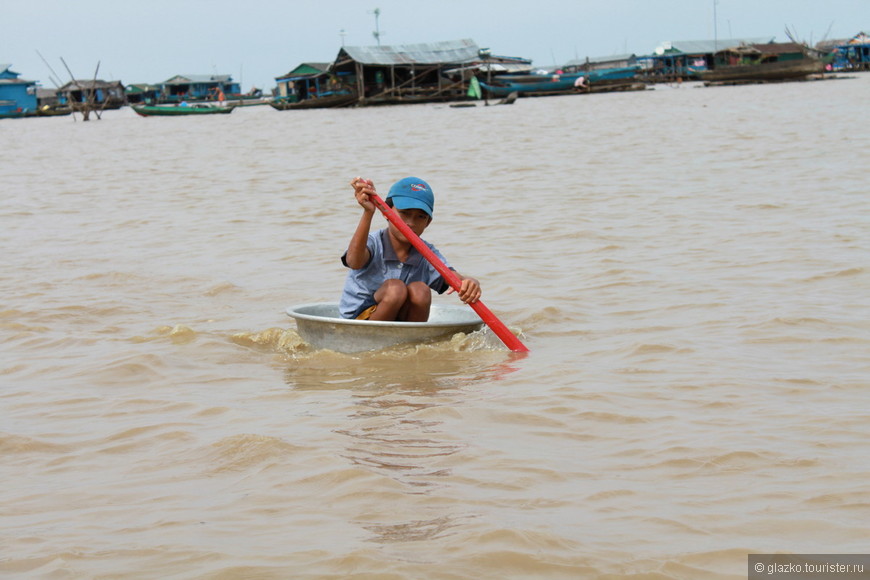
[344,177,376,270]
[345,210,374,269]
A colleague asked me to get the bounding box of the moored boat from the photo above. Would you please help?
[35,106,73,117]
[478,66,640,97]
[698,43,825,85]
[269,90,358,110]
[131,103,236,117]
[286,303,483,353]
[698,58,824,84]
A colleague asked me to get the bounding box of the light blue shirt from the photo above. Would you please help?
[339,228,451,318]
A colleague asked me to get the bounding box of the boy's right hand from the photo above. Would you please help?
[350,177,376,213]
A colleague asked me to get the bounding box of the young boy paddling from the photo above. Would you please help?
[340,176,481,321]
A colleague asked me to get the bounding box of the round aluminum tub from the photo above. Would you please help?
[286,302,484,353]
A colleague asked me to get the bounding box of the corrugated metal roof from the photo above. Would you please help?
[655,37,774,55]
[0,64,30,81]
[276,63,331,80]
[341,39,480,65]
[818,32,870,50]
[59,80,123,90]
[163,74,233,84]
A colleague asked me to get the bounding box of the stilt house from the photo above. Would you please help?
[59,79,127,110]
[331,39,483,105]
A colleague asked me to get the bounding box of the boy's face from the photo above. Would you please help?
[391,208,432,240]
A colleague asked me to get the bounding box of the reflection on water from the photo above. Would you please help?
[283,346,523,486]
[282,344,527,544]
[338,387,463,490]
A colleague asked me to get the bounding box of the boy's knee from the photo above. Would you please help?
[407,281,432,304]
[379,279,409,302]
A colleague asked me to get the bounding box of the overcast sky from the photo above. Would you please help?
[3,0,866,90]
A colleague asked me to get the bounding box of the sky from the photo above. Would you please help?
[3,0,867,91]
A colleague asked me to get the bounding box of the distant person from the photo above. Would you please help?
[340,177,481,321]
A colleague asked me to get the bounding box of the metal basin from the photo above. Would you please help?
[286,303,484,353]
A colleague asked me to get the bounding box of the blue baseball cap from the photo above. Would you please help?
[386,177,434,218]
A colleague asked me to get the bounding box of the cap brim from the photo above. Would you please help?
[390,195,433,217]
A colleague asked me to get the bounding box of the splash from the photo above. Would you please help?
[230,327,307,355]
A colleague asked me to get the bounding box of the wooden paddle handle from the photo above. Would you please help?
[370,193,529,352]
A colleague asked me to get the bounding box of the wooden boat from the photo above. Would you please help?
[131,103,236,117]
[269,90,357,110]
[32,104,73,117]
[478,66,639,97]
[286,303,483,353]
[698,43,825,84]
[698,58,824,84]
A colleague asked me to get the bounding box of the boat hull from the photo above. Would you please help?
[698,59,824,83]
[286,303,483,353]
[269,92,357,110]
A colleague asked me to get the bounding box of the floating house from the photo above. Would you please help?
[59,79,127,110]
[818,31,870,71]
[639,37,773,81]
[125,83,161,104]
[330,38,484,105]
[31,88,73,116]
[274,63,332,102]
[270,62,358,110]
[271,45,530,109]
[0,64,38,118]
[159,74,241,102]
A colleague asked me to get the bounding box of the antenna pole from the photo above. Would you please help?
[371,8,382,45]
[713,0,719,53]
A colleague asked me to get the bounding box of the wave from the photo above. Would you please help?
[0,433,70,454]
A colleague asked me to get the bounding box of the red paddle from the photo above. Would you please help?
[369,192,529,353]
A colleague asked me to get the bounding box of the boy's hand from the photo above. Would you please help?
[350,177,376,213]
[448,277,481,304]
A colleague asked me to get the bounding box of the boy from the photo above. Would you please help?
[340,176,481,321]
